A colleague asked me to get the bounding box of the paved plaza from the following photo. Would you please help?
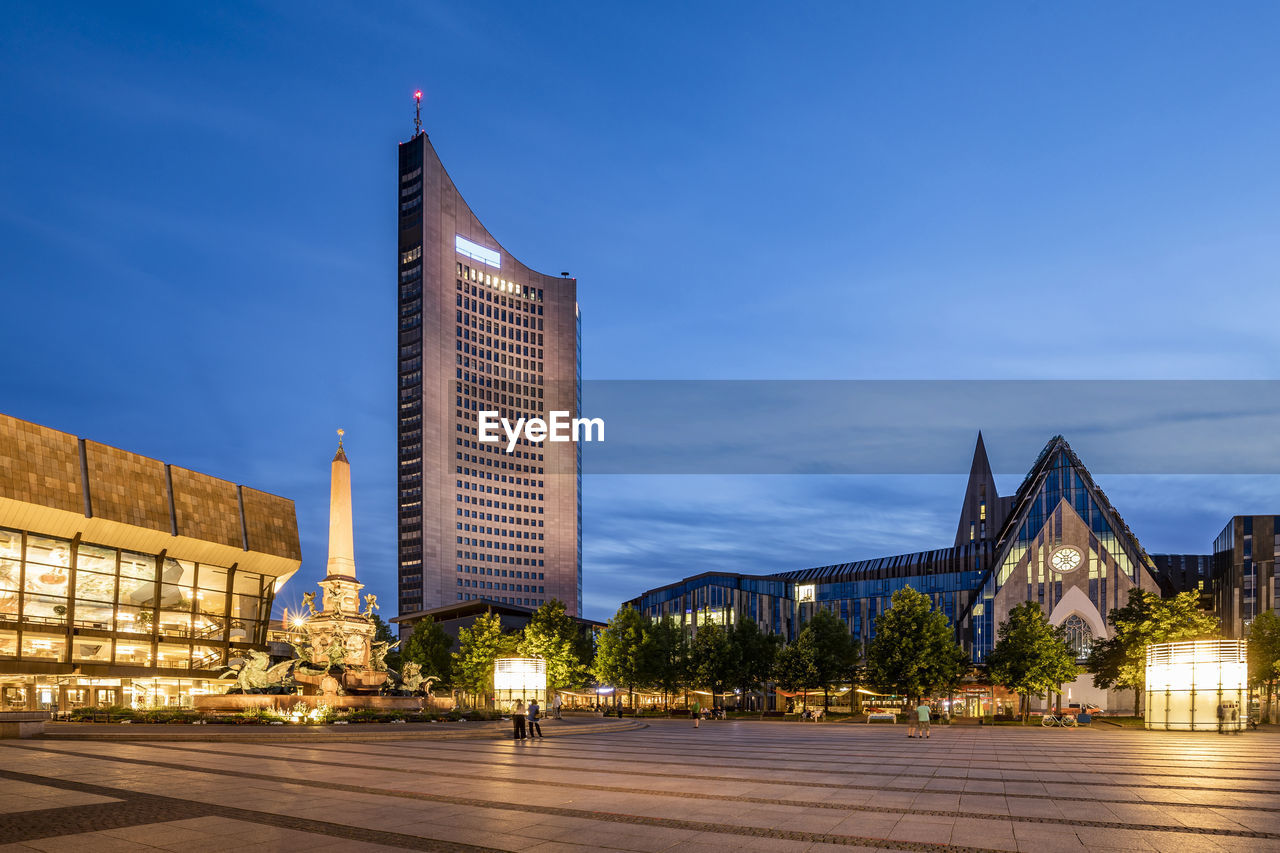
[1,719,1279,852]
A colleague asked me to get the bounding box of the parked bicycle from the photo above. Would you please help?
[1041,713,1078,728]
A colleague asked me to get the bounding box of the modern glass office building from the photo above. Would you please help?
[395,123,582,620]
[0,413,301,711]
[1213,515,1280,638]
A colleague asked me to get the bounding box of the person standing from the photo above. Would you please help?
[906,703,918,738]
[551,693,562,720]
[916,701,932,739]
[513,699,527,740]
[1217,702,1226,734]
[528,698,543,739]
[691,699,700,728]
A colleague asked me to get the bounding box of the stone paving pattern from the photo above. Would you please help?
[1,718,1278,852]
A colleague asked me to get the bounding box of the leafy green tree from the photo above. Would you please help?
[689,619,737,709]
[803,609,859,712]
[453,612,518,703]
[643,615,688,709]
[401,615,454,688]
[517,600,589,692]
[865,586,967,702]
[773,639,818,710]
[592,606,650,711]
[987,602,1080,723]
[729,618,781,711]
[1248,611,1280,724]
[848,643,870,714]
[1086,589,1219,714]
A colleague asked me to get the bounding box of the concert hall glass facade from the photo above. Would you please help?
[0,413,301,712]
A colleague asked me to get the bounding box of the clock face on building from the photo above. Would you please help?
[1049,546,1084,573]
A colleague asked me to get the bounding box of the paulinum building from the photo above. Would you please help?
[396,123,582,623]
[0,413,302,712]
[627,434,1257,709]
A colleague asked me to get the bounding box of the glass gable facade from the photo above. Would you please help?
[967,441,1153,661]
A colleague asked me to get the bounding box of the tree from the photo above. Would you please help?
[689,619,736,709]
[865,586,967,703]
[1086,589,1219,714]
[803,609,858,712]
[453,612,518,702]
[987,602,1080,723]
[773,639,818,710]
[729,618,781,711]
[592,606,650,711]
[518,600,589,692]
[1248,611,1280,724]
[643,615,688,710]
[401,615,454,688]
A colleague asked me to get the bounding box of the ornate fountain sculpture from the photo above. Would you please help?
[197,431,447,714]
[287,432,398,697]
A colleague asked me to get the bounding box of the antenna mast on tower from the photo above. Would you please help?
[413,89,423,134]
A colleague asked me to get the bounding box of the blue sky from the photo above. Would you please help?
[2,3,1279,621]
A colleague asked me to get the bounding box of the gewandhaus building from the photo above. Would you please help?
[627,433,1266,714]
[0,413,301,712]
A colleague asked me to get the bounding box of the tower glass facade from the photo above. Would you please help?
[396,131,581,618]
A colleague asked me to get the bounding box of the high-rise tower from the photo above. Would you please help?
[396,117,581,620]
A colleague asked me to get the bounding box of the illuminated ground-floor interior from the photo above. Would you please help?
[0,673,226,712]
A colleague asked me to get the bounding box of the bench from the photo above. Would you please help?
[0,711,48,739]
[866,712,896,724]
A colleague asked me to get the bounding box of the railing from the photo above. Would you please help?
[191,651,222,670]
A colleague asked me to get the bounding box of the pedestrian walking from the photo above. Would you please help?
[916,701,932,739]
[1217,702,1226,734]
[528,698,543,738]
[513,699,527,740]
[906,703,918,738]
[551,693,562,720]
[692,699,700,728]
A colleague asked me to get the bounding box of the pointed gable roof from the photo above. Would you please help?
[990,436,1153,571]
[954,431,1005,546]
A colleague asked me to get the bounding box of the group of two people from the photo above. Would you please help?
[512,698,543,740]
